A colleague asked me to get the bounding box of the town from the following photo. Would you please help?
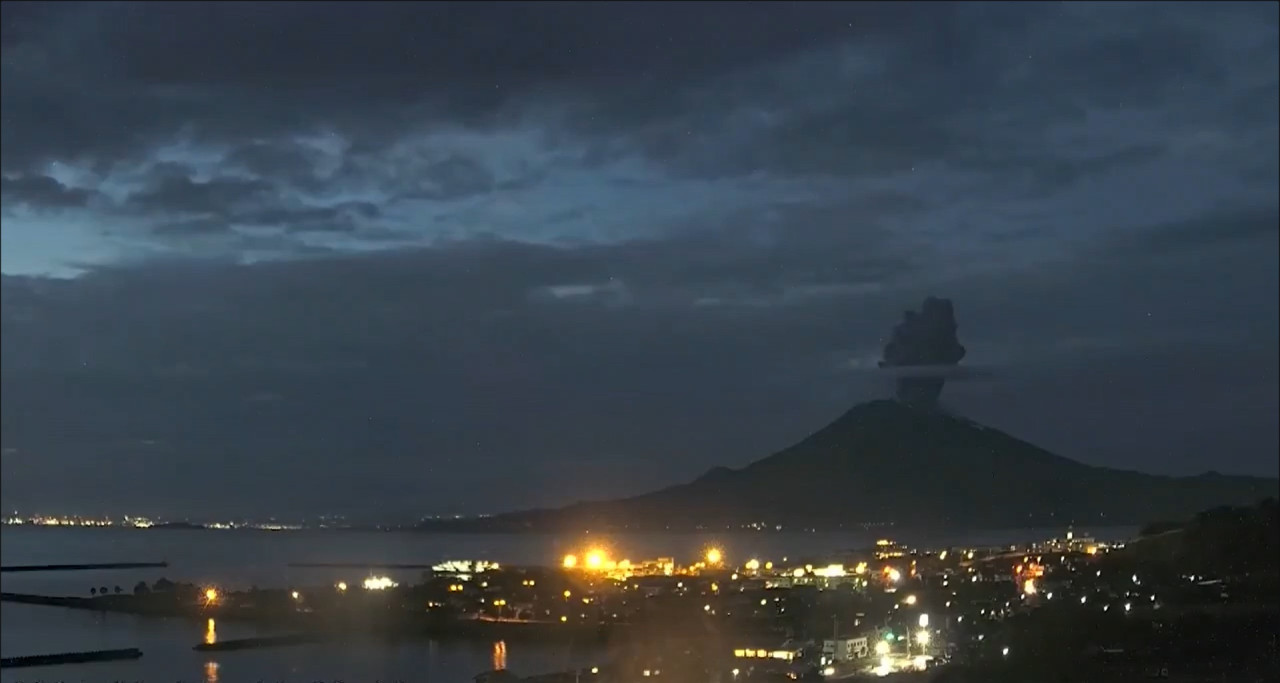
[4,499,1276,681]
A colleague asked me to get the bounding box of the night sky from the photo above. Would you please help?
[1,2,1276,519]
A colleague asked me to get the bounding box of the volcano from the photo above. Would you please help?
[425,400,1277,533]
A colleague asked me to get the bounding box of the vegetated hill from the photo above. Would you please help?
[426,400,1278,532]
[1115,498,1279,578]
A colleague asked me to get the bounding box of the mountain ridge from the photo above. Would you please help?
[422,399,1276,533]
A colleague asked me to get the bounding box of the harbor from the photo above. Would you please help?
[4,516,1276,682]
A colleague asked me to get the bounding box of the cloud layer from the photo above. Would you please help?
[2,2,1276,517]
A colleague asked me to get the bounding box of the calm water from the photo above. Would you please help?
[1,525,1134,682]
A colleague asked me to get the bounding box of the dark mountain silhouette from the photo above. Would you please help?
[425,400,1276,532]
[420,297,1274,533]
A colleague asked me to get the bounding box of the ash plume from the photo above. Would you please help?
[879,296,967,408]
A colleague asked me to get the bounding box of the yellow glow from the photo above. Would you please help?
[854,562,868,575]
[1023,578,1037,595]
[903,594,917,606]
[563,554,578,568]
[745,558,760,571]
[792,567,805,578]
[563,590,572,599]
[939,551,948,560]
[875,641,890,656]
[916,629,930,646]
[705,547,723,565]
[560,615,568,622]
[204,618,217,645]
[585,549,605,569]
[764,561,773,570]
[290,590,300,600]
[336,581,348,592]
[887,568,902,583]
[204,588,219,603]
[491,640,507,670]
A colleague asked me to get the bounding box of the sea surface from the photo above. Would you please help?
[0,525,1135,683]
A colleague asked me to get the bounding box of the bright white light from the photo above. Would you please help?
[916,629,930,646]
[1001,647,1010,657]
[918,613,929,628]
[875,641,890,655]
[362,576,398,590]
[903,594,917,605]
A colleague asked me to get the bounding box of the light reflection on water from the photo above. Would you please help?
[492,640,508,670]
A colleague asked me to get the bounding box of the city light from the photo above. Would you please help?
[916,629,931,646]
[875,641,891,656]
[563,554,578,569]
[362,576,398,590]
[336,581,348,592]
[585,549,605,569]
[705,547,723,565]
[918,613,929,628]
[744,558,760,571]
[290,590,300,600]
[903,594,917,605]
[1023,578,1038,595]
[887,568,902,583]
[203,588,219,604]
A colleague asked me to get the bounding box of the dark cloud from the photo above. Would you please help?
[1,174,99,208]
[126,175,274,215]
[1,2,1276,516]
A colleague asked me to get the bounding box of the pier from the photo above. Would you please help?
[1,648,143,669]
[1,561,168,573]
[194,634,325,652]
